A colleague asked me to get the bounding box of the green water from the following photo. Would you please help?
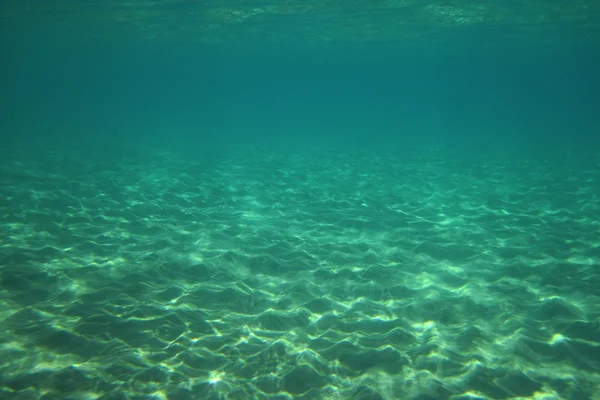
[1,1,599,399]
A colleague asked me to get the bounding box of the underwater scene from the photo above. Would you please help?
[1,1,600,399]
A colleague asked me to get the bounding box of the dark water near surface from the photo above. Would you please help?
[1,1,600,399]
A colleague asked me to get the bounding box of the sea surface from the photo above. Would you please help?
[1,1,600,399]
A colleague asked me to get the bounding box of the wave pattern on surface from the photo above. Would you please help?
[1,145,599,399]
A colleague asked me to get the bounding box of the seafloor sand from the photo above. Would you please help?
[1,143,599,399]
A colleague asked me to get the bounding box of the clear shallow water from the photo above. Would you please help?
[1,1,600,399]
[1,143,599,399]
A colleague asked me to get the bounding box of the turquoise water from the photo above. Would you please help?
[1,1,600,399]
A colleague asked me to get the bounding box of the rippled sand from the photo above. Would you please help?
[1,143,599,399]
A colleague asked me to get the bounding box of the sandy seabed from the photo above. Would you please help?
[1,143,599,399]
